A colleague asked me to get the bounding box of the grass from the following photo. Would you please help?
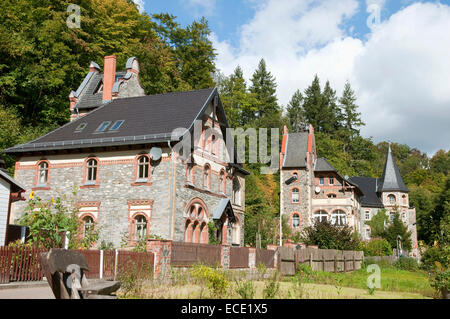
[116,263,436,299]
[290,265,435,298]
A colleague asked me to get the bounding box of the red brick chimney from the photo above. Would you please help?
[102,55,116,101]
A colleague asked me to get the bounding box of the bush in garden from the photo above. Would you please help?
[234,279,256,299]
[359,239,393,257]
[421,245,450,271]
[263,272,280,299]
[394,257,419,271]
[300,219,360,250]
[190,263,230,298]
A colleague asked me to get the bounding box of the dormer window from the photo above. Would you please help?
[75,123,87,133]
[96,121,111,132]
[109,120,124,131]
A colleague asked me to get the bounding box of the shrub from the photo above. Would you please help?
[263,272,280,299]
[117,259,154,298]
[394,257,419,271]
[234,280,255,299]
[300,219,360,250]
[190,264,230,298]
[297,263,315,281]
[430,269,450,298]
[359,239,393,257]
[421,245,450,271]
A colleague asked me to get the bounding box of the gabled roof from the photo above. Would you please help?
[282,132,309,168]
[314,157,336,172]
[348,176,384,208]
[213,198,236,222]
[4,88,217,154]
[0,170,26,193]
[377,146,409,193]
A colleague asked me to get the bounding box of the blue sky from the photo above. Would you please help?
[135,0,450,155]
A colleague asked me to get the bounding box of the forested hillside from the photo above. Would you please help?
[0,0,448,248]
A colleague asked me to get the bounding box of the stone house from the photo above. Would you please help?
[280,124,418,256]
[349,146,418,256]
[280,125,363,233]
[4,55,248,248]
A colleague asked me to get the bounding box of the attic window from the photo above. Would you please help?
[95,121,111,132]
[75,123,87,133]
[109,120,124,131]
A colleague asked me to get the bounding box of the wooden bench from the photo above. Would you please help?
[39,248,120,299]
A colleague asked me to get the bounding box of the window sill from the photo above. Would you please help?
[131,181,152,186]
[32,186,50,191]
[80,184,100,189]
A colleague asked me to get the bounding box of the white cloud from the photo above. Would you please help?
[212,1,450,154]
[132,0,145,13]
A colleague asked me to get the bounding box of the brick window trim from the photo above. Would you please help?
[132,153,152,186]
[184,198,209,244]
[82,156,100,187]
[290,211,301,229]
[290,187,301,204]
[34,159,50,189]
[128,199,153,242]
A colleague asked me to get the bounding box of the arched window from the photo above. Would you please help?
[219,170,225,193]
[203,165,211,190]
[233,178,241,206]
[83,216,94,238]
[86,158,98,184]
[137,155,149,180]
[185,199,209,244]
[402,195,407,205]
[388,194,396,204]
[292,188,300,203]
[331,210,347,226]
[37,161,49,186]
[313,210,328,224]
[186,166,193,183]
[292,214,300,228]
[135,215,147,241]
[211,135,216,155]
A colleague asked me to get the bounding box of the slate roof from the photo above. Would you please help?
[348,176,384,208]
[314,157,336,172]
[282,132,309,168]
[0,170,26,193]
[4,88,217,154]
[213,198,236,222]
[74,71,127,110]
[377,146,409,193]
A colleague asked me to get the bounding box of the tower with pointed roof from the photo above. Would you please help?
[349,145,418,257]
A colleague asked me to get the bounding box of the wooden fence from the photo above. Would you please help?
[0,246,47,284]
[229,247,249,268]
[278,247,364,276]
[256,248,276,268]
[0,246,155,284]
[171,242,221,267]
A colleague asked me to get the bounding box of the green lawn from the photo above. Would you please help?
[289,266,435,298]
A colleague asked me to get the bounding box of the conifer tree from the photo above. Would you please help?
[302,75,323,131]
[286,89,306,132]
[250,59,280,123]
[339,81,364,139]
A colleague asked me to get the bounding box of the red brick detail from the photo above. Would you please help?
[82,156,100,187]
[77,201,101,208]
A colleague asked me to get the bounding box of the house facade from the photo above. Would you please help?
[349,146,418,256]
[280,125,363,233]
[280,125,418,256]
[5,56,248,248]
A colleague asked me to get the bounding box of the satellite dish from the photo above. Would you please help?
[149,147,162,161]
[315,186,321,194]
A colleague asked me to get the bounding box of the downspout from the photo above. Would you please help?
[167,141,176,240]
